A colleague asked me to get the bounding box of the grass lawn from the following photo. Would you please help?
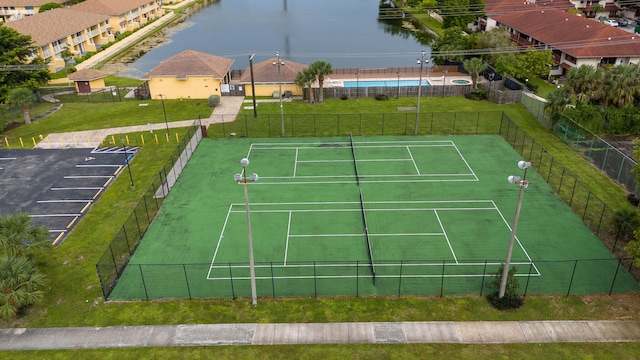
[0,96,638,357]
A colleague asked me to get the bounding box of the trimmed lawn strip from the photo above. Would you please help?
[2,343,640,359]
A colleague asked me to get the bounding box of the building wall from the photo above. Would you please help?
[245,83,303,97]
[74,78,106,93]
[147,76,224,99]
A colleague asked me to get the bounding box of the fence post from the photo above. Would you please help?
[139,265,149,301]
[271,262,276,299]
[524,262,533,297]
[122,226,131,255]
[582,192,592,221]
[480,260,487,296]
[608,259,623,295]
[566,260,578,296]
[440,260,445,297]
[398,260,403,297]
[313,261,317,298]
[134,209,142,238]
[356,260,359,297]
[183,264,192,300]
[228,263,235,299]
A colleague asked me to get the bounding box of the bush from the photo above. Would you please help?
[485,264,524,310]
[340,94,349,100]
[465,89,487,100]
[627,193,639,207]
[208,95,221,108]
[374,94,388,101]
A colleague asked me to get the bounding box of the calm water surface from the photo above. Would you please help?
[117,0,432,77]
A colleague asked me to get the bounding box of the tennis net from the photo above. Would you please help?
[349,133,360,185]
[358,188,376,284]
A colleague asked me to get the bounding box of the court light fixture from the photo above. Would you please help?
[499,160,531,299]
[234,158,259,306]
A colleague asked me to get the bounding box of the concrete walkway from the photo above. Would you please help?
[35,96,245,149]
[1,320,639,349]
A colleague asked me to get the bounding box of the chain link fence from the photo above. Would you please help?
[97,111,639,300]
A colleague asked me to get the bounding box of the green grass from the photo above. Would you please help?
[1,100,210,146]
[104,76,145,87]
[0,95,638,357]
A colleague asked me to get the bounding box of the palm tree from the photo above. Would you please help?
[295,68,316,104]
[544,88,570,126]
[603,65,640,108]
[5,88,35,124]
[0,254,47,319]
[0,213,50,257]
[463,57,488,89]
[310,61,333,103]
[565,65,605,105]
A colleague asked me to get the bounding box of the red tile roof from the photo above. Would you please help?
[484,0,572,15]
[141,50,234,80]
[68,68,108,81]
[493,9,640,58]
[238,58,309,83]
[72,0,156,15]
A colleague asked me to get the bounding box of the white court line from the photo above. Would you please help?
[434,209,458,264]
[293,148,299,177]
[492,200,539,274]
[451,142,478,181]
[208,204,234,277]
[406,146,420,175]
[284,211,292,266]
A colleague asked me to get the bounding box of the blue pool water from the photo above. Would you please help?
[343,80,431,88]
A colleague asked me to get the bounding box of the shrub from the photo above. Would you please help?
[485,264,524,310]
[340,94,349,100]
[208,95,221,108]
[465,89,487,100]
[374,94,388,101]
[627,193,639,207]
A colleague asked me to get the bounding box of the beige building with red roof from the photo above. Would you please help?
[141,50,235,100]
[237,57,308,97]
[72,0,164,35]
[0,0,70,22]
[67,68,108,93]
[5,8,111,72]
[482,1,640,75]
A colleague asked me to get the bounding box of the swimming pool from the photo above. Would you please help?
[343,79,431,88]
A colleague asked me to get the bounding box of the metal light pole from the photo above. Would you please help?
[249,53,258,118]
[158,94,169,136]
[488,72,495,101]
[121,138,135,190]
[273,52,285,137]
[499,160,531,299]
[234,158,259,306]
[356,71,359,100]
[442,70,448,98]
[415,50,427,135]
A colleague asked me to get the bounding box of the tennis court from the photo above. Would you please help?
[107,135,639,300]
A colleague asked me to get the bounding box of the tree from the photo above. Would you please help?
[462,57,487,89]
[38,2,63,12]
[310,61,333,104]
[565,65,605,105]
[437,0,484,30]
[0,213,50,257]
[603,65,640,108]
[494,49,553,81]
[0,25,50,101]
[0,254,46,319]
[473,28,514,64]
[5,88,35,125]
[432,27,475,62]
[295,68,315,104]
[485,264,524,310]
[544,87,570,126]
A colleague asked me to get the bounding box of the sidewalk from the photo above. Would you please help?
[1,320,639,349]
[35,96,245,149]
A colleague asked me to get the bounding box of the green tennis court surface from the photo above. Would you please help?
[108,136,639,300]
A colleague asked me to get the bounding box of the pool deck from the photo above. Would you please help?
[325,71,472,87]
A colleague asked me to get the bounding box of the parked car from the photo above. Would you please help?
[617,18,630,27]
[604,19,619,27]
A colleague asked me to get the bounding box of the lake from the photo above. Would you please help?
[115,0,434,77]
